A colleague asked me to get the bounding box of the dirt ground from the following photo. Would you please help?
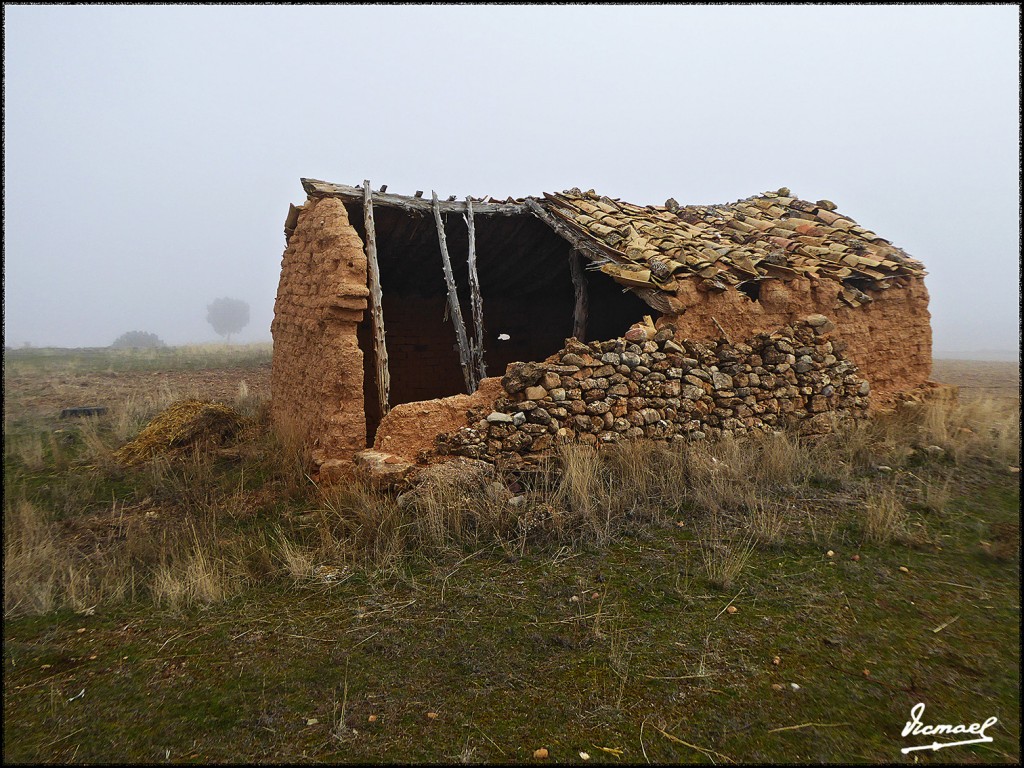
[3,357,1015,429]
[931,358,1020,401]
[2,363,272,428]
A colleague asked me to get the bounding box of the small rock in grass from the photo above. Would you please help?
[771,683,784,691]
[427,712,438,719]
[533,747,549,759]
[726,605,738,614]
[790,683,801,691]
[851,554,861,562]
[579,751,591,760]
[899,566,910,574]
[827,550,835,557]
[367,715,378,723]
[772,656,781,666]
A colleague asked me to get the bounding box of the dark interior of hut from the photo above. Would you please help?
[345,203,652,445]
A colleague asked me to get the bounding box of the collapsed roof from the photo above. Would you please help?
[299,179,926,315]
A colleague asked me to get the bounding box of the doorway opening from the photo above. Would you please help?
[349,204,651,445]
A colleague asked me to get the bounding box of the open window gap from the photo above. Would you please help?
[738,280,762,302]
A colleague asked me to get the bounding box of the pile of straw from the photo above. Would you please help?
[114,399,246,465]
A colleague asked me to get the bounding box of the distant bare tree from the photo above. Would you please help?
[206,297,250,344]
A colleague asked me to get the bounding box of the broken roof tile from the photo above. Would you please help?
[541,188,924,299]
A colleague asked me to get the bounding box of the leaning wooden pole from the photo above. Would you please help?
[569,247,589,341]
[363,181,391,417]
[432,191,476,393]
[464,197,487,382]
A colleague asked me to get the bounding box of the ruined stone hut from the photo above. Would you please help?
[271,179,931,476]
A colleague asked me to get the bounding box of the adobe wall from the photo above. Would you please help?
[373,377,505,461]
[661,276,931,404]
[270,198,930,474]
[270,197,368,465]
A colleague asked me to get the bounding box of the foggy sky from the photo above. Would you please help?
[3,5,1020,356]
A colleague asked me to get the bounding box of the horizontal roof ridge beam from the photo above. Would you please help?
[301,178,529,216]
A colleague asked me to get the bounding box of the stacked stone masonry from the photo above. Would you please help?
[436,317,869,468]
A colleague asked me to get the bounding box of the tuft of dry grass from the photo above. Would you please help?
[275,531,316,582]
[6,433,47,473]
[3,500,62,615]
[551,444,614,542]
[3,499,138,616]
[151,545,231,609]
[313,480,407,567]
[861,484,908,545]
[268,414,315,497]
[918,396,1020,466]
[919,474,952,515]
[76,415,116,468]
[111,396,151,444]
[697,521,755,591]
[747,498,788,547]
[234,379,264,421]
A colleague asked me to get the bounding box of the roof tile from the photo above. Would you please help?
[540,188,925,298]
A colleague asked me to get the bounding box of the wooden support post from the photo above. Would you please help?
[464,197,487,382]
[363,181,391,417]
[524,197,681,315]
[569,247,588,342]
[433,191,476,393]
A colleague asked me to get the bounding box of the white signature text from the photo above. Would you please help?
[901,702,998,754]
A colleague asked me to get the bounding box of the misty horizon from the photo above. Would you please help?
[3,5,1020,358]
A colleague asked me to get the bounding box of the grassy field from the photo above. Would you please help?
[3,347,1020,763]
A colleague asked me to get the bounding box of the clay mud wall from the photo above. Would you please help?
[270,198,369,466]
[661,276,931,403]
[428,317,870,470]
[271,201,930,475]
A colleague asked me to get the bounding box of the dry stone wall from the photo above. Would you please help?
[436,317,869,468]
[270,197,369,466]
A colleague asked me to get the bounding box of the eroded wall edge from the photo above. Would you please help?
[270,197,368,466]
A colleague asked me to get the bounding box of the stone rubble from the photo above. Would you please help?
[436,317,869,467]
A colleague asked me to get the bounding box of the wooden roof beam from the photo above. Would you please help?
[302,178,528,216]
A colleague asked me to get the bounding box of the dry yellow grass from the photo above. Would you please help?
[4,365,1019,617]
[861,484,908,545]
[114,399,246,465]
[3,500,61,615]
